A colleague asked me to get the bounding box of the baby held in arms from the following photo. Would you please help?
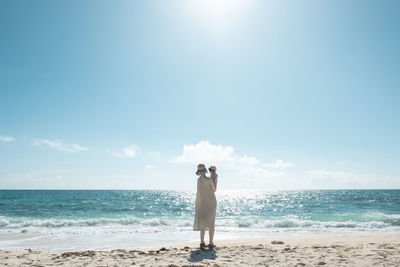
[209,166,218,190]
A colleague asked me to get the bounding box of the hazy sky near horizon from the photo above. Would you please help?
[1,0,399,190]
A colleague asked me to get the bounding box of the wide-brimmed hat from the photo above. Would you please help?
[209,166,217,172]
[196,164,208,175]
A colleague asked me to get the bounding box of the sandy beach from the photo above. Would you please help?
[1,232,399,266]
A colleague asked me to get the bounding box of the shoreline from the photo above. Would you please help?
[1,232,399,266]
[143,230,400,250]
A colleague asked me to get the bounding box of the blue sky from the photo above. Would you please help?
[1,0,399,189]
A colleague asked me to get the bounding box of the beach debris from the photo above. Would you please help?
[271,241,284,245]
[60,250,96,258]
[147,250,157,255]
[312,245,328,249]
[317,262,327,265]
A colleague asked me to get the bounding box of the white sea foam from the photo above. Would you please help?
[1,212,399,237]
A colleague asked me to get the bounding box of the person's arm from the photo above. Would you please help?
[210,181,216,192]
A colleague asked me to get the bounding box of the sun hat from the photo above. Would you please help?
[196,164,208,175]
[209,166,217,172]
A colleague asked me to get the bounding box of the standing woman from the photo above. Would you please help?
[193,164,217,249]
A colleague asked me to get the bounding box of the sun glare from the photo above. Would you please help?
[189,0,247,30]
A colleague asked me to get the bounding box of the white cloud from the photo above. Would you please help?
[172,140,292,179]
[0,136,15,142]
[238,165,285,178]
[33,139,88,152]
[145,164,155,169]
[263,159,294,169]
[237,155,260,165]
[109,145,139,158]
[173,141,235,163]
[123,145,138,157]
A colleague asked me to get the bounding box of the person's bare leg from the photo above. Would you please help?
[200,230,205,244]
[209,229,214,245]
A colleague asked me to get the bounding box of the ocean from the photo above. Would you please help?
[0,190,399,251]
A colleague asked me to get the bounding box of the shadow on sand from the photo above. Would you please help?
[188,248,218,262]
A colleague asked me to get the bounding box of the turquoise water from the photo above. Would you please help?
[0,190,399,250]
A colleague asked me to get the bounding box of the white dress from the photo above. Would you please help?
[193,175,217,231]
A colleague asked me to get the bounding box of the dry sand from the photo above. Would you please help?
[1,232,399,266]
